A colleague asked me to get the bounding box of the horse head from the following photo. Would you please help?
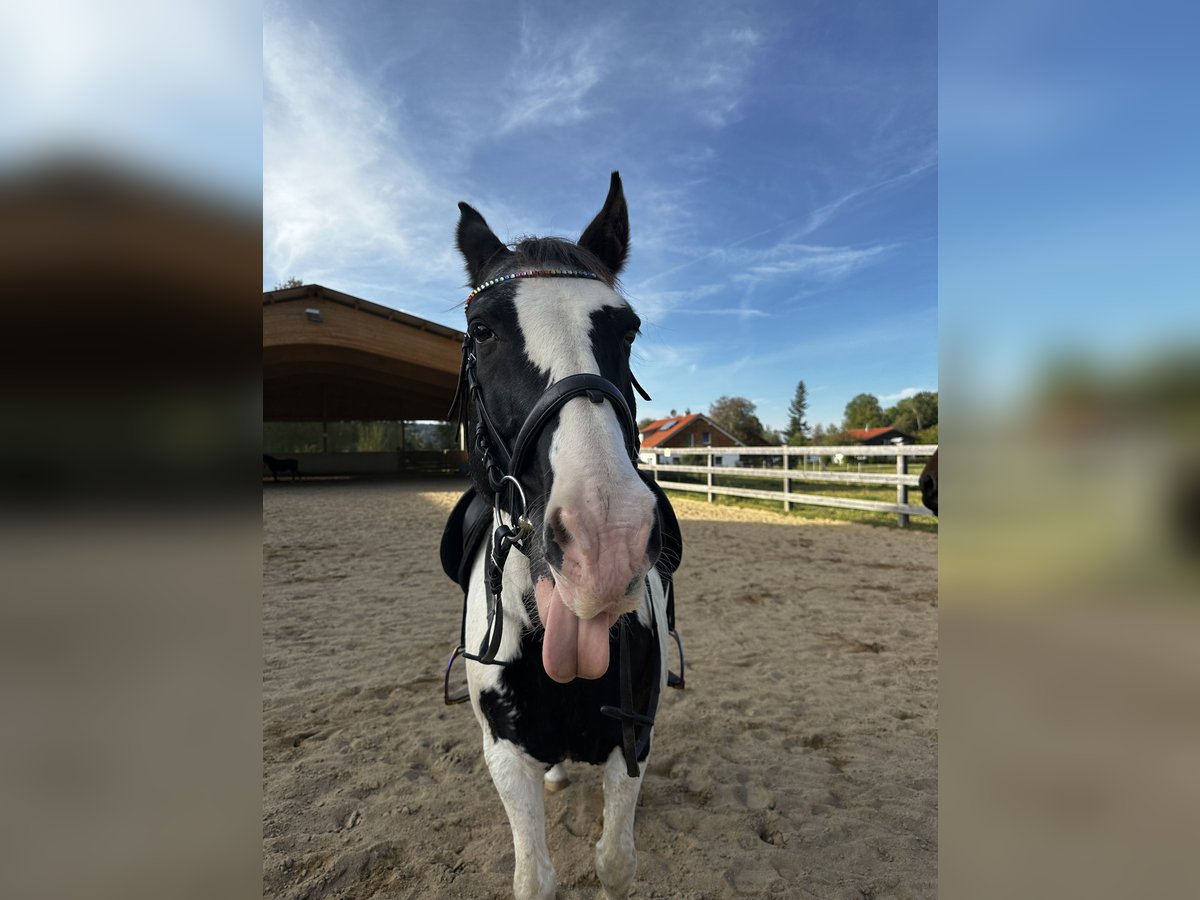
[454,172,659,684]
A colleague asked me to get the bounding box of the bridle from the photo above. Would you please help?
[446,268,660,776]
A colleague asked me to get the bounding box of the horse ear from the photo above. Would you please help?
[579,171,629,277]
[457,202,511,285]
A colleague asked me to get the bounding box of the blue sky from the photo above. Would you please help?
[264,0,936,431]
[940,0,1200,408]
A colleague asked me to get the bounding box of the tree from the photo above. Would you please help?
[273,276,303,290]
[786,381,810,444]
[708,396,768,445]
[883,391,938,435]
[843,393,884,431]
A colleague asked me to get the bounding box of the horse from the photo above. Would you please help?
[439,172,680,900]
[918,449,938,515]
[263,454,300,481]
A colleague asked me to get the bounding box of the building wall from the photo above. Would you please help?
[663,419,739,450]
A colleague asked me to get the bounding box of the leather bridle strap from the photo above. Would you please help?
[601,586,663,778]
[509,373,639,477]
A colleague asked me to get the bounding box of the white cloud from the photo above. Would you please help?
[880,386,932,403]
[666,25,763,127]
[681,308,769,319]
[263,12,460,295]
[800,156,937,238]
[729,242,894,282]
[497,19,606,134]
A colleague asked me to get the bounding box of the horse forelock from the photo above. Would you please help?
[511,237,619,286]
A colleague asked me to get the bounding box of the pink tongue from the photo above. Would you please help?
[535,579,613,683]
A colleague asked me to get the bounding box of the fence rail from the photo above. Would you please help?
[641,444,937,527]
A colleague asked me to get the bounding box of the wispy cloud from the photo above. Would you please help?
[680,308,769,319]
[879,386,929,403]
[729,242,895,282]
[498,18,606,134]
[263,12,459,298]
[799,155,937,238]
[626,283,725,326]
[635,156,930,288]
[668,26,763,127]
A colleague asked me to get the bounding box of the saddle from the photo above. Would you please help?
[440,471,684,677]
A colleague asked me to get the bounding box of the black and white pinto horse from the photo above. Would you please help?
[440,173,679,900]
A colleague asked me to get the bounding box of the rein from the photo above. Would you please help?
[448,269,663,777]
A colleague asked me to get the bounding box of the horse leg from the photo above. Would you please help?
[482,737,555,900]
[595,745,645,900]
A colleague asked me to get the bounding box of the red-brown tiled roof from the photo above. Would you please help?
[638,413,745,449]
[846,427,896,441]
[639,413,702,449]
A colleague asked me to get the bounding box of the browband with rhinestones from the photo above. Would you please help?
[464,269,602,307]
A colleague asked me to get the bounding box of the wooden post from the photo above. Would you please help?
[897,453,909,528]
[706,453,714,503]
[783,445,791,513]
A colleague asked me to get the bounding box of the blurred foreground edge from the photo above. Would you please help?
[0,155,260,506]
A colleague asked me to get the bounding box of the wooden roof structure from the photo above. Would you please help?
[263,285,464,422]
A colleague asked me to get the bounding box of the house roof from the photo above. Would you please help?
[638,413,742,449]
[846,426,912,443]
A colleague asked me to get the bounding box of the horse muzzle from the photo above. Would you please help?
[536,488,657,683]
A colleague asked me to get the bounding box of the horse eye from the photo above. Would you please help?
[623,330,637,347]
[471,322,495,343]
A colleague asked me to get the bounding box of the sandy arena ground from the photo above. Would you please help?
[264,478,937,899]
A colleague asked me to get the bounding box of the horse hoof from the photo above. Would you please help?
[544,765,570,793]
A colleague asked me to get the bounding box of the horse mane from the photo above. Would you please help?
[506,236,620,287]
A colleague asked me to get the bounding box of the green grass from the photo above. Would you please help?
[656,466,937,532]
[663,489,938,531]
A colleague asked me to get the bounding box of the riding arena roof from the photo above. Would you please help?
[263,284,464,422]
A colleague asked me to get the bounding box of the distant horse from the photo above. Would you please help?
[918,449,938,515]
[439,173,680,900]
[263,454,300,481]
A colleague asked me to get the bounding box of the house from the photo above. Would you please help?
[637,413,742,467]
[833,426,915,464]
[845,426,915,446]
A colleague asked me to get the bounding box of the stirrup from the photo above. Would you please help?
[443,646,469,705]
[667,629,686,689]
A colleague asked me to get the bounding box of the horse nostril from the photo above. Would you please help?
[547,507,571,548]
[543,508,569,570]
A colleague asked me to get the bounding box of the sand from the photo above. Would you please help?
[264,478,937,899]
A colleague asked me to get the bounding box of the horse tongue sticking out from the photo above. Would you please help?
[535,578,617,682]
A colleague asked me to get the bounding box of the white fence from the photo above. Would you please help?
[641,444,937,527]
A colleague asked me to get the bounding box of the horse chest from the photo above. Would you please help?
[477,617,659,767]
